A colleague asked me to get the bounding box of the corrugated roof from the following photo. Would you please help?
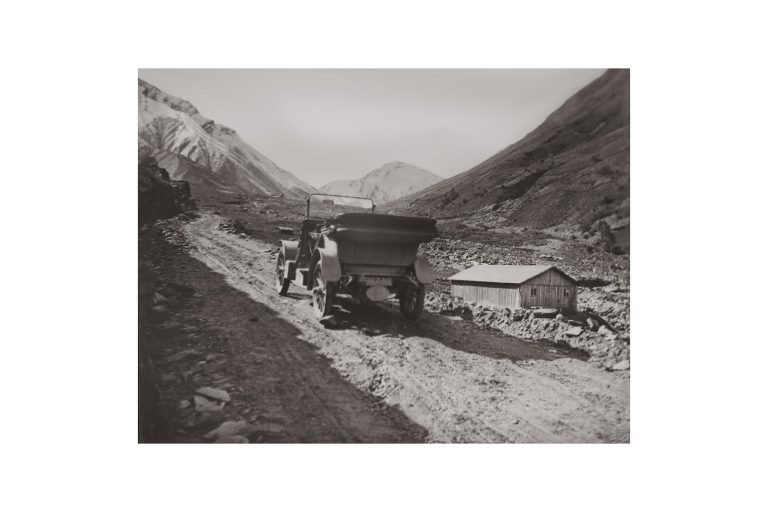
[447,265,570,284]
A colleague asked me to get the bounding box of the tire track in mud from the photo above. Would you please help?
[183,212,630,443]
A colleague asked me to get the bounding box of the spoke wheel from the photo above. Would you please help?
[312,261,335,319]
[275,251,290,295]
[399,282,425,321]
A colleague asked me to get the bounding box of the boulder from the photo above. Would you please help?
[161,348,203,364]
[511,309,527,322]
[587,318,599,331]
[204,420,253,440]
[153,292,169,305]
[193,395,224,413]
[319,315,341,329]
[195,387,231,403]
[565,326,583,337]
[138,157,194,225]
[533,308,558,318]
[612,360,630,371]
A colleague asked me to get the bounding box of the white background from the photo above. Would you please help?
[1,1,766,510]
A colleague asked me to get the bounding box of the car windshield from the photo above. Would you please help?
[307,194,374,219]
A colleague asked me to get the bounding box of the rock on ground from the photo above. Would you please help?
[203,420,253,441]
[612,360,630,371]
[195,387,231,403]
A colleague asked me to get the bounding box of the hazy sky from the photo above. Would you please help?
[138,69,605,187]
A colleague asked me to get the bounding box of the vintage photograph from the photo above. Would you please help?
[10,0,768,507]
[138,69,630,443]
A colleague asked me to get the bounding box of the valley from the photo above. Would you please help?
[139,196,629,443]
[138,69,630,443]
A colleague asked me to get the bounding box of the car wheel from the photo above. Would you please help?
[275,250,290,295]
[399,282,425,321]
[312,261,335,319]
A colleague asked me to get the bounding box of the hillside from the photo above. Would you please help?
[138,154,194,225]
[383,70,629,238]
[321,161,443,204]
[138,79,317,198]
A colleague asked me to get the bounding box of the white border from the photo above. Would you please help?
[3,0,767,510]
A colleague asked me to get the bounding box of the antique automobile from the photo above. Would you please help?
[275,193,438,321]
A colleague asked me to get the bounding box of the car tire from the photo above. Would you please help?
[399,282,425,321]
[275,250,290,295]
[312,261,335,319]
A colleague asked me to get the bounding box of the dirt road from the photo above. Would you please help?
[173,211,629,443]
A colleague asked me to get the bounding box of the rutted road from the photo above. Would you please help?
[183,211,629,442]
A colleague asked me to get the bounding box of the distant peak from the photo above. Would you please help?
[377,161,419,171]
[320,161,443,203]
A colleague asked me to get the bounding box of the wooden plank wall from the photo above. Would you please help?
[521,268,577,311]
[520,284,576,311]
[525,268,577,287]
[451,282,521,309]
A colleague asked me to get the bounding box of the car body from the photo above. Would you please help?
[275,193,438,320]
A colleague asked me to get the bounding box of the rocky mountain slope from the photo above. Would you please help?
[138,79,317,198]
[383,70,629,240]
[138,154,195,226]
[320,161,443,204]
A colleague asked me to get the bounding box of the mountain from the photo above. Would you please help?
[320,161,443,204]
[383,70,629,235]
[138,79,317,198]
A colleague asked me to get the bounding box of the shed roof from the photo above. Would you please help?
[447,265,575,285]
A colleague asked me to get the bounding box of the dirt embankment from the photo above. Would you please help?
[138,156,194,226]
[424,292,630,370]
[139,215,425,442]
[140,211,629,443]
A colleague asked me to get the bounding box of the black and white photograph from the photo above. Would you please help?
[138,68,630,443]
[6,1,768,510]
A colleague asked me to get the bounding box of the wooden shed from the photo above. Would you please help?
[447,265,578,312]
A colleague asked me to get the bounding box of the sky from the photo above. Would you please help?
[138,69,605,188]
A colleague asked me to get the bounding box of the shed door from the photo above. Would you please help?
[528,285,539,308]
